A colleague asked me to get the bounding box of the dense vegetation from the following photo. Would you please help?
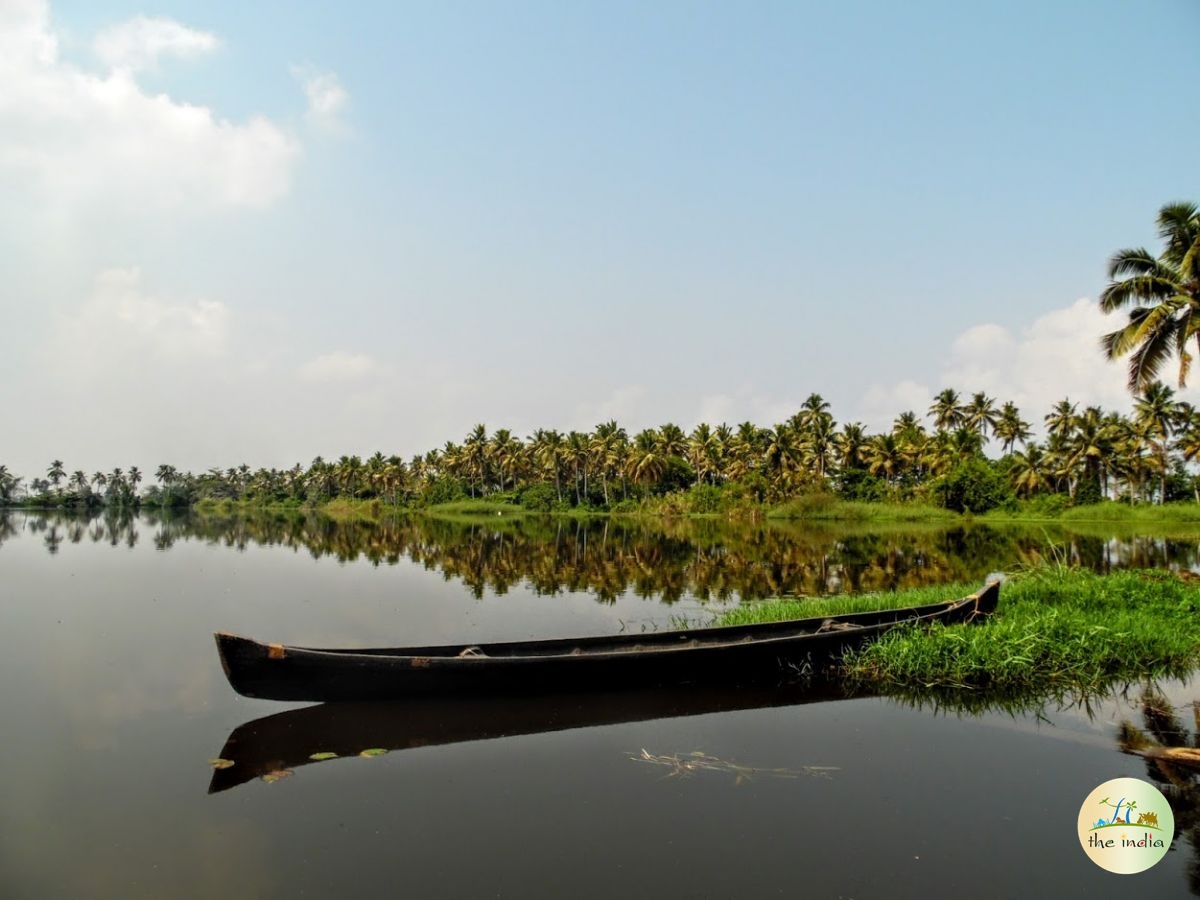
[6,382,1200,516]
[715,568,1200,698]
[3,200,1199,518]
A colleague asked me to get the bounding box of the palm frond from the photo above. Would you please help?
[1126,313,1182,392]
[1157,201,1200,243]
[1107,247,1160,279]
[1098,275,1180,312]
[1181,233,1200,286]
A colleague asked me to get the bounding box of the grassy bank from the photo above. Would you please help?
[713,568,1200,695]
[766,497,957,523]
[983,499,1200,525]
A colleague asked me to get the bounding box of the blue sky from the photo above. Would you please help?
[3,0,1199,477]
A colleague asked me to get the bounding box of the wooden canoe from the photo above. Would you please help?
[214,581,998,702]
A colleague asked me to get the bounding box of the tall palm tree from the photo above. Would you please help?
[993,402,1032,454]
[1100,201,1200,390]
[627,429,665,495]
[963,392,999,440]
[834,423,869,472]
[464,425,489,497]
[687,423,717,486]
[864,434,904,485]
[1133,381,1183,502]
[1045,399,1077,442]
[531,429,566,502]
[928,390,965,431]
[591,421,627,505]
[1009,443,1051,498]
[47,460,65,489]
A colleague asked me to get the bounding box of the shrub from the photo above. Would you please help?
[685,483,724,514]
[516,482,559,512]
[420,476,467,506]
[932,459,1014,514]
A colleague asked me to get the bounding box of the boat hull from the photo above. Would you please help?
[215,582,998,702]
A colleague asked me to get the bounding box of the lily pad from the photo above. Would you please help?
[309,752,339,761]
[359,748,388,758]
[261,769,294,783]
[208,758,235,770]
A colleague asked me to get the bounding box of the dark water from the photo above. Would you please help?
[5,509,1200,898]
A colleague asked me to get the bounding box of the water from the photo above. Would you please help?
[4,509,1200,898]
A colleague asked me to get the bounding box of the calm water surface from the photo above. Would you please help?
[5,510,1200,898]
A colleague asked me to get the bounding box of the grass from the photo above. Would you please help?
[418,499,533,518]
[712,567,1200,697]
[713,582,970,626]
[766,497,957,523]
[984,500,1200,525]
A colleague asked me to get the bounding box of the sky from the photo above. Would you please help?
[2,0,1199,479]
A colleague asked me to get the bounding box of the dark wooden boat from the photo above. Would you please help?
[214,581,998,702]
[209,680,861,793]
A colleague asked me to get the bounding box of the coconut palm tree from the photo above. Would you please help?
[588,421,627,505]
[1045,399,1077,442]
[1134,381,1184,502]
[627,429,665,495]
[464,425,489,497]
[993,402,1032,454]
[687,423,717,486]
[1100,201,1200,390]
[834,423,869,472]
[864,434,904,485]
[531,429,566,503]
[489,429,521,492]
[928,390,965,431]
[963,392,999,440]
[47,460,65,489]
[1009,443,1051,498]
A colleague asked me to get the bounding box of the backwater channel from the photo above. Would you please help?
[5,509,1200,898]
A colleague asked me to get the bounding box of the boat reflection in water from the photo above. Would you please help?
[208,680,861,793]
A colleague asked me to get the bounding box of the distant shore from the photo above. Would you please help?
[12,494,1200,530]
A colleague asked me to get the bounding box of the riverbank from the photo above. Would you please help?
[172,496,1200,527]
[714,568,1200,696]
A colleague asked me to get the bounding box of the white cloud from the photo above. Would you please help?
[857,298,1200,435]
[52,267,229,361]
[0,1,299,214]
[293,66,348,133]
[858,379,933,431]
[299,351,387,383]
[93,16,219,72]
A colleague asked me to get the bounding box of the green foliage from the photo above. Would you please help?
[845,569,1200,693]
[420,476,466,506]
[932,459,1014,514]
[1074,475,1103,506]
[516,482,558,512]
[983,493,1073,520]
[683,483,724,514]
[717,568,1200,697]
[834,469,887,502]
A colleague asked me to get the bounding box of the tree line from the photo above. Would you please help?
[4,382,1200,514]
[2,200,1196,515]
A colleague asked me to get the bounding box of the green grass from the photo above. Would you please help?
[767,497,957,522]
[419,499,533,518]
[984,500,1200,525]
[713,582,970,626]
[713,568,1200,696]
